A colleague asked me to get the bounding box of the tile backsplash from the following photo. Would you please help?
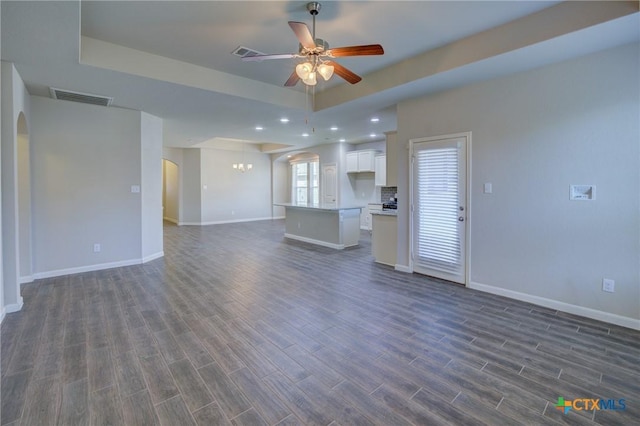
[381,186,397,203]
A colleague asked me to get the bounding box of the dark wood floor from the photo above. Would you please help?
[1,220,639,425]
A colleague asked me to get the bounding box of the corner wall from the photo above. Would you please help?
[141,112,163,261]
[30,95,160,277]
[396,43,640,328]
[1,62,30,316]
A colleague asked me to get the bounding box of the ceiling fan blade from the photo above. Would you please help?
[326,44,384,57]
[241,53,297,62]
[284,71,300,87]
[288,21,316,50]
[326,61,362,84]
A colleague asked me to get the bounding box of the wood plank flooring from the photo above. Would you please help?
[2,219,639,425]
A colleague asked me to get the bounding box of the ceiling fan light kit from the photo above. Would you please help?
[241,2,383,87]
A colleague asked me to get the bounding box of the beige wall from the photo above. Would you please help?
[395,43,639,327]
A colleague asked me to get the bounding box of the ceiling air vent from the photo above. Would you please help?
[49,87,113,107]
[231,46,265,59]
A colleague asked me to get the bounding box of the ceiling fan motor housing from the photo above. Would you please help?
[307,2,321,15]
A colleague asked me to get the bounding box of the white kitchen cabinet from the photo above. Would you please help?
[357,150,375,172]
[372,212,397,266]
[346,152,359,172]
[346,149,377,173]
[375,155,386,186]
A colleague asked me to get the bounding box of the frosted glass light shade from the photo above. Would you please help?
[317,63,334,80]
[302,71,317,86]
[295,62,313,79]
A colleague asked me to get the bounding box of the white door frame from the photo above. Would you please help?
[409,132,472,286]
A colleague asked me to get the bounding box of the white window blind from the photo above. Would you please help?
[415,147,461,275]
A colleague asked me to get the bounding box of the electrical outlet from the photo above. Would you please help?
[602,278,615,293]
[93,243,101,253]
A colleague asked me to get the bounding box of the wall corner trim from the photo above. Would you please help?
[19,275,34,284]
[469,281,640,331]
[142,252,164,263]
[2,301,25,322]
[394,264,413,273]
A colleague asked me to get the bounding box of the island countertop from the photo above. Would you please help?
[274,202,364,212]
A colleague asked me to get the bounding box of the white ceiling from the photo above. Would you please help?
[2,1,638,153]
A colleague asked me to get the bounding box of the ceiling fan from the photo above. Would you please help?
[242,2,384,87]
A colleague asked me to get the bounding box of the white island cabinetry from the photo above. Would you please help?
[275,203,363,249]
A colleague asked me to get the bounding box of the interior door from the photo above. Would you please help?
[411,134,468,284]
[322,163,337,207]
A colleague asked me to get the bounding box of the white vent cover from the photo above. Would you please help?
[231,46,265,58]
[49,87,113,107]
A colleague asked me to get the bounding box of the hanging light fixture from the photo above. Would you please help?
[295,58,333,86]
[232,143,253,172]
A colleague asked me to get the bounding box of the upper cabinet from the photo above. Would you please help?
[375,155,386,186]
[346,150,376,173]
[385,131,398,187]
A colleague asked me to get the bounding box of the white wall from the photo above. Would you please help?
[31,96,144,275]
[396,43,640,327]
[1,62,30,315]
[181,149,202,224]
[140,112,163,261]
[272,159,289,218]
[200,147,272,224]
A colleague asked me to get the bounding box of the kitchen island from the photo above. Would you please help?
[274,203,363,249]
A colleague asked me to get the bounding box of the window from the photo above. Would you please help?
[291,160,319,205]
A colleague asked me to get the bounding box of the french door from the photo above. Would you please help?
[411,133,469,284]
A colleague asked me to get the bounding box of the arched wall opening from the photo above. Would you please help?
[162,159,180,224]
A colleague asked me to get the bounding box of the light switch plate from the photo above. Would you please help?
[570,184,595,200]
[131,185,141,193]
[483,183,492,194]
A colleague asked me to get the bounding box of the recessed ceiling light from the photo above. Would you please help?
[370,133,376,138]
[339,138,346,142]
[302,133,309,137]
[330,126,338,131]
[280,118,289,123]
[287,155,292,158]
[255,126,263,131]
[370,117,380,123]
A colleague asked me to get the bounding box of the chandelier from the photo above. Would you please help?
[232,143,253,172]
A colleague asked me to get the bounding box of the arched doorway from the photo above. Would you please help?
[162,159,180,224]
[17,112,32,283]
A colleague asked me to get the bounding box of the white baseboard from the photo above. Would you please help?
[272,216,285,220]
[395,264,412,273]
[1,299,25,323]
[469,281,640,331]
[284,233,344,250]
[180,216,277,226]
[142,251,164,263]
[19,275,34,284]
[33,253,165,281]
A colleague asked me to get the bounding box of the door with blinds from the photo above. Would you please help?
[411,134,468,284]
